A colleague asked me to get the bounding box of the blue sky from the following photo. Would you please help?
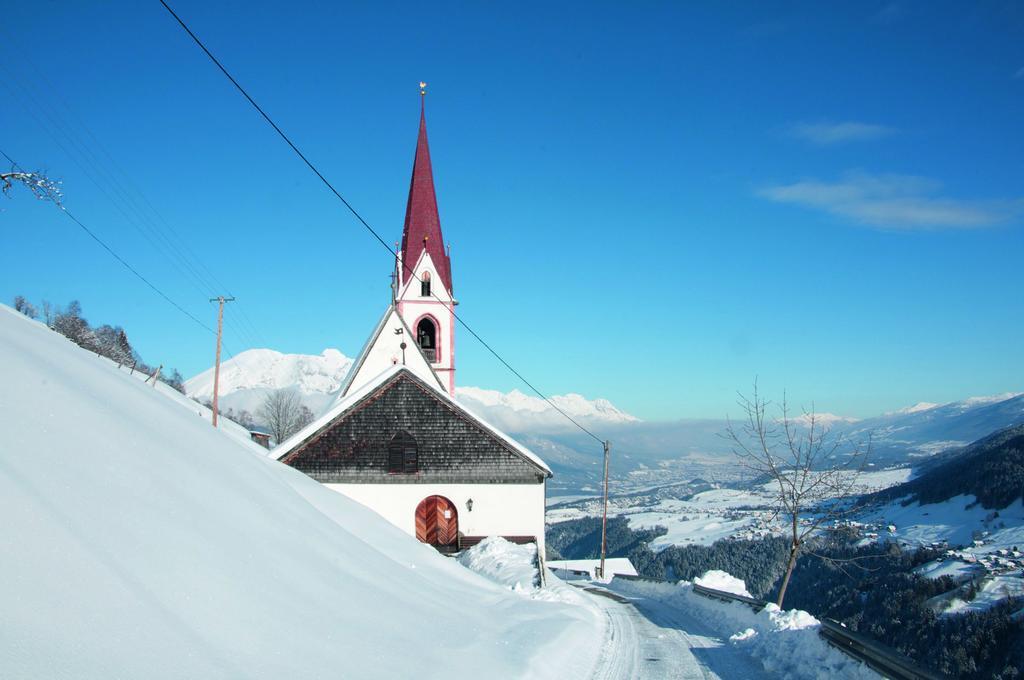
[1,1,1022,421]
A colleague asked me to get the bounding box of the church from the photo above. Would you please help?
[273,92,551,559]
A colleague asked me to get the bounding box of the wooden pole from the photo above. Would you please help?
[209,296,235,427]
[599,440,611,580]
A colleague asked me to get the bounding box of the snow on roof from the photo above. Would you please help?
[272,364,552,476]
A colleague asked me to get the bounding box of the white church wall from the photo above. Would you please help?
[343,309,441,396]
[324,482,546,558]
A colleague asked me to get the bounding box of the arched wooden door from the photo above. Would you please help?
[415,495,458,547]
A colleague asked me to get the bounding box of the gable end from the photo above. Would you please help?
[281,373,547,484]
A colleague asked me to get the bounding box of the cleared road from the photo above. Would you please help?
[577,585,770,680]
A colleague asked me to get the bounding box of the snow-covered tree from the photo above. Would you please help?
[1,168,62,204]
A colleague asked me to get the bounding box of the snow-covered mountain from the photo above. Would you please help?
[834,392,1024,465]
[456,386,639,434]
[0,305,602,678]
[787,412,860,427]
[184,348,1023,494]
[185,348,638,431]
[185,348,353,416]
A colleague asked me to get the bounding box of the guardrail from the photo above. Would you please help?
[691,583,770,611]
[817,618,945,680]
[689,584,946,680]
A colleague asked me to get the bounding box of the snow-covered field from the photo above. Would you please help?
[859,495,1024,549]
[858,494,1024,613]
[0,306,604,679]
[943,576,1024,615]
[549,468,916,551]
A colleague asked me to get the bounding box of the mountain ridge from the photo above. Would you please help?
[184,348,1024,494]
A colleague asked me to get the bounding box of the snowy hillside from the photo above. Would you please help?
[185,347,353,415]
[0,305,602,679]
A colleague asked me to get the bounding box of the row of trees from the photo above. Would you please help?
[15,295,315,442]
[545,514,790,596]
[12,295,185,392]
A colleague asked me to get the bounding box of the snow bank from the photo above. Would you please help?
[0,306,602,679]
[608,575,878,679]
[694,569,753,597]
[458,537,540,592]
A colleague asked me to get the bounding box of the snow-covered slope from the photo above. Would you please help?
[184,347,353,416]
[0,305,602,679]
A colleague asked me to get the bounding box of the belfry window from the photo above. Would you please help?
[420,271,431,297]
[417,318,437,363]
[388,431,418,473]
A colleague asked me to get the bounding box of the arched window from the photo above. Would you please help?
[416,318,437,363]
[420,271,431,297]
[388,431,418,473]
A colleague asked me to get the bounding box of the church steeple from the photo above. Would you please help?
[395,84,457,395]
[400,89,452,293]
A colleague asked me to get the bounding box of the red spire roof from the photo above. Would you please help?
[400,100,452,292]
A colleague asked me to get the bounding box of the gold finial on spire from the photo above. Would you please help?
[419,81,427,96]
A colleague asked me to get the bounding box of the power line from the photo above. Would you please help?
[157,0,606,445]
[1,148,215,336]
[0,29,270,352]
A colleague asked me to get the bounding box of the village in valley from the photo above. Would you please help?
[3,3,1024,679]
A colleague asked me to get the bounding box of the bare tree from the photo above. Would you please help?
[12,295,37,319]
[1,168,62,204]
[723,382,870,608]
[259,389,315,445]
[41,300,55,327]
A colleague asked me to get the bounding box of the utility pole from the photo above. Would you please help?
[598,440,611,580]
[209,296,235,427]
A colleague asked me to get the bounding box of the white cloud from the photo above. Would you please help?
[758,172,1021,229]
[788,121,895,145]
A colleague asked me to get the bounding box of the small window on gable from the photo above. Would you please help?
[388,431,418,473]
[420,271,431,297]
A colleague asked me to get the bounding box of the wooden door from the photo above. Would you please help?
[415,495,458,547]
